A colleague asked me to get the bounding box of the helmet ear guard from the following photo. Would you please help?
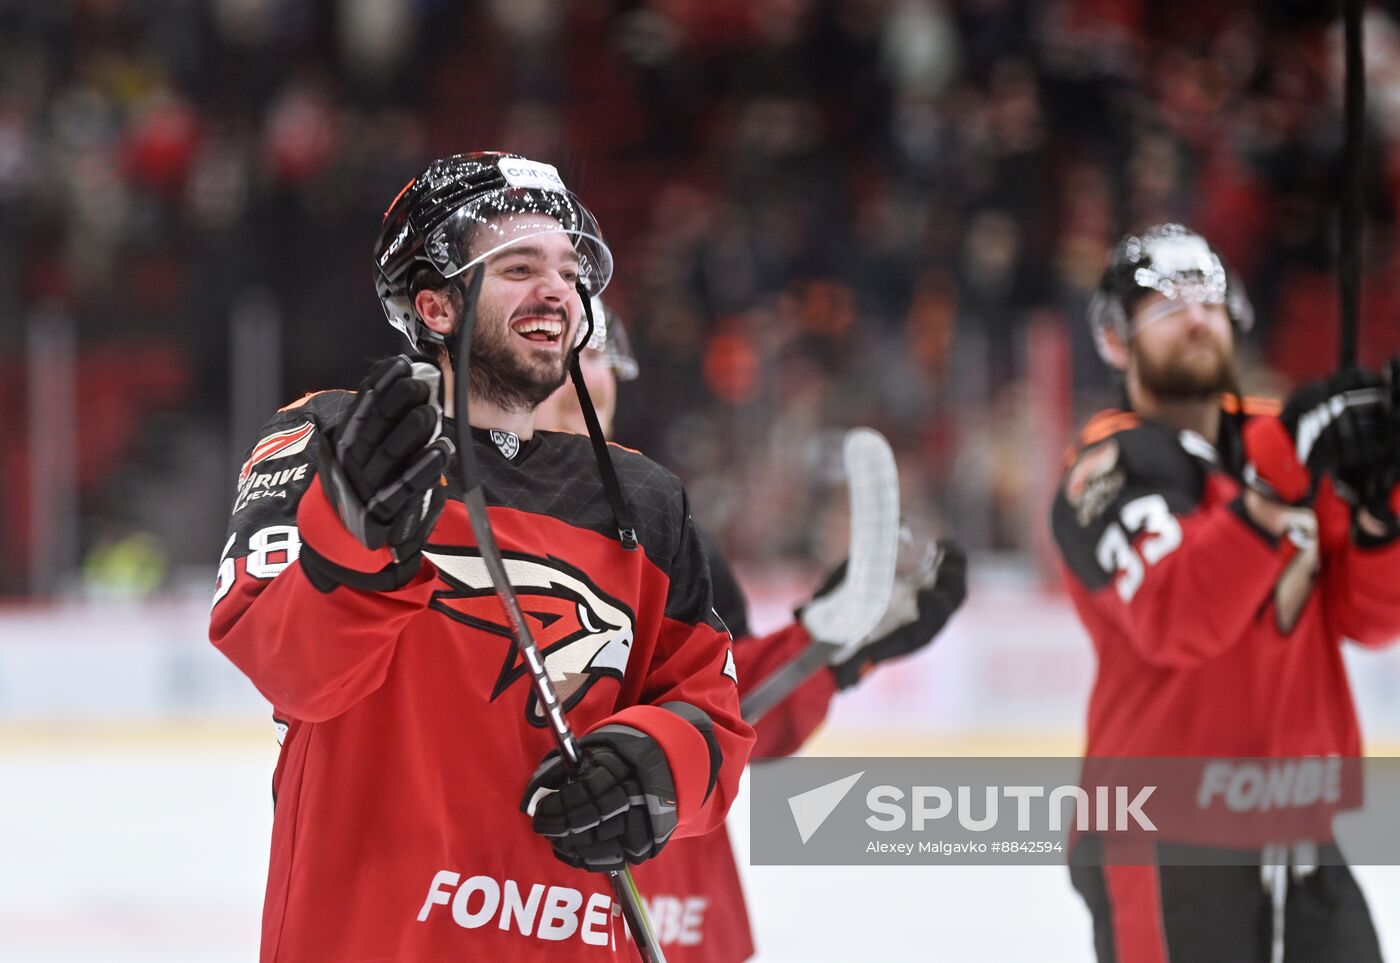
[1223,270,1254,332]
[1087,290,1131,370]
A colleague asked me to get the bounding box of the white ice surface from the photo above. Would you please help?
[0,741,1396,962]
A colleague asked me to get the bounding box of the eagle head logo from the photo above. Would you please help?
[423,547,635,726]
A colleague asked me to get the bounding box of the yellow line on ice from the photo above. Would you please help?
[0,721,1396,759]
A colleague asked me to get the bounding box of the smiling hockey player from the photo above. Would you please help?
[210,152,753,962]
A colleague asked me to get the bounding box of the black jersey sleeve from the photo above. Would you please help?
[1051,416,1289,668]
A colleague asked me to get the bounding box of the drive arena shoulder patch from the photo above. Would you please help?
[1065,439,1125,527]
[234,463,310,514]
[234,421,316,513]
[239,421,316,484]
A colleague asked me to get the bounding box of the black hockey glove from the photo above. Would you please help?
[1352,357,1400,545]
[1278,368,1391,497]
[826,539,967,690]
[1353,460,1400,545]
[522,725,679,873]
[301,356,454,591]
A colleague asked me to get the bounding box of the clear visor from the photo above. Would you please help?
[425,187,614,296]
[1130,281,1228,336]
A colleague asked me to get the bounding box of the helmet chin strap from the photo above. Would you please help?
[446,263,663,963]
[441,270,636,550]
[571,285,638,550]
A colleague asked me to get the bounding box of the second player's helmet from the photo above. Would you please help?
[1087,224,1253,367]
[373,152,614,350]
[587,296,640,381]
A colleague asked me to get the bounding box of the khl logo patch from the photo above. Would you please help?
[490,429,521,460]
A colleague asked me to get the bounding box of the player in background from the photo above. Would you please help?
[210,152,754,962]
[1051,224,1400,962]
[536,302,968,961]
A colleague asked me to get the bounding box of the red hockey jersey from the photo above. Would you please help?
[1052,399,1400,765]
[210,391,754,962]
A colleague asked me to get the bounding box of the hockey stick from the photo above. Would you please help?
[451,266,667,963]
[740,428,902,723]
[1340,0,1364,369]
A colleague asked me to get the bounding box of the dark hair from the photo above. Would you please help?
[406,266,457,367]
[409,264,450,299]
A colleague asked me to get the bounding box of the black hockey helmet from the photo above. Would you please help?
[373,152,613,350]
[586,296,640,382]
[1087,224,1253,368]
[384,154,637,548]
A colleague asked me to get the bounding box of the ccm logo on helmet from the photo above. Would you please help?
[381,222,412,265]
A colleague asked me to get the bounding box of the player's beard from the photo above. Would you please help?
[1132,331,1239,401]
[467,302,578,413]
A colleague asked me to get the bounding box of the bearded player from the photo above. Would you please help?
[211,153,754,961]
[1052,224,1400,962]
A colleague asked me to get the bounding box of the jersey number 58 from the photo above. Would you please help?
[212,525,303,610]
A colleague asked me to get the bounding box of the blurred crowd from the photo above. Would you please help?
[5,0,1400,596]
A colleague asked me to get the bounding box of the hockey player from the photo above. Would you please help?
[210,152,754,962]
[536,304,968,961]
[1052,224,1400,962]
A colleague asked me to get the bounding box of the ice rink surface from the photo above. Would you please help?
[2,734,1397,962]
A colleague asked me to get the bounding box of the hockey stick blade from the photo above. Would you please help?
[799,428,901,654]
[741,428,902,722]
